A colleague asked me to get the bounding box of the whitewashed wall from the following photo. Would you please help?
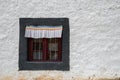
[0,0,120,80]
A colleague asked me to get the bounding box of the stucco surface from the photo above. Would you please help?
[0,0,120,79]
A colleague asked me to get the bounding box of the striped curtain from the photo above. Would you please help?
[25,25,63,38]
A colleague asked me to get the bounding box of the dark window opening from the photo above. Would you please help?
[28,38,62,62]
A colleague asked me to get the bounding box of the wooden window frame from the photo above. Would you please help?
[28,38,62,62]
[19,18,69,70]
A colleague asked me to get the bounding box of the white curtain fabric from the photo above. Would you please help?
[25,25,63,38]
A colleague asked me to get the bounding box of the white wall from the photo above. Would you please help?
[0,0,120,79]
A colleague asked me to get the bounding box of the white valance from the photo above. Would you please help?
[25,25,63,38]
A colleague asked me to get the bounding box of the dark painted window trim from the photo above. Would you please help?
[19,18,70,70]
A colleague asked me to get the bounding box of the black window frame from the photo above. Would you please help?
[19,18,70,70]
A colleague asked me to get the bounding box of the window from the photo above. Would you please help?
[19,18,69,70]
[28,38,62,61]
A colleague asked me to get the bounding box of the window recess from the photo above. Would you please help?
[25,25,63,62]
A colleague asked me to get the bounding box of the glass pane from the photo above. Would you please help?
[33,51,42,60]
[33,39,43,60]
[48,38,58,60]
[49,51,58,60]
[49,43,58,51]
[33,39,42,50]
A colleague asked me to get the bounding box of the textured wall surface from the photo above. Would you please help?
[0,0,120,80]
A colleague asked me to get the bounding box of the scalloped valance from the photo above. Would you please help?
[25,25,63,38]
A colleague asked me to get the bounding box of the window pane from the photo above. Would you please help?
[33,51,42,60]
[33,39,43,60]
[48,38,58,60]
[33,39,42,50]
